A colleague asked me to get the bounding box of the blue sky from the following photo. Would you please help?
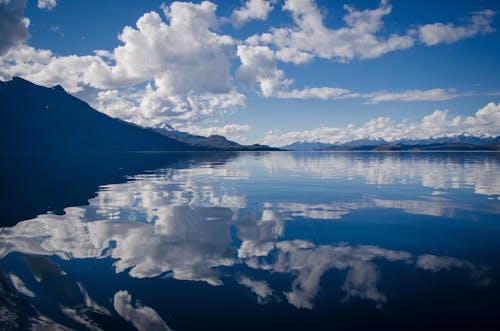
[1,0,499,145]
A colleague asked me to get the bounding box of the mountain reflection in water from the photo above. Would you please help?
[0,152,499,330]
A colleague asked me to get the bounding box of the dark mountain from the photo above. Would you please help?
[0,77,197,152]
[153,126,280,151]
[0,77,278,152]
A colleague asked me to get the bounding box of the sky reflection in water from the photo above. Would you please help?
[1,152,499,330]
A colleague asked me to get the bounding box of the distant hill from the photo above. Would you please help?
[283,135,500,151]
[0,77,277,152]
[153,125,279,151]
[281,141,334,151]
[373,142,500,151]
[395,135,500,146]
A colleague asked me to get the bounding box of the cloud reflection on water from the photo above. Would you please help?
[0,152,497,329]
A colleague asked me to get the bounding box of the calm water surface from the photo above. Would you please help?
[1,152,499,330]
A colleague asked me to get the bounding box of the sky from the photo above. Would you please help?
[1,0,499,146]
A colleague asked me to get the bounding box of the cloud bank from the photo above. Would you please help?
[260,102,500,146]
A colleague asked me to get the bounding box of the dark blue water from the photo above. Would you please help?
[1,152,499,330]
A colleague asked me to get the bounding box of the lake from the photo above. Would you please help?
[1,152,499,330]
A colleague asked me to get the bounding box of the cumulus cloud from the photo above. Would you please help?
[0,0,29,55]
[231,0,274,26]
[235,44,292,97]
[0,1,242,127]
[246,0,414,64]
[235,0,496,97]
[93,85,246,128]
[259,102,500,146]
[107,4,235,94]
[418,10,496,46]
[114,290,172,331]
[37,0,57,10]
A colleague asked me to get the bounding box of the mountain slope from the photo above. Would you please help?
[0,77,200,152]
[153,126,280,151]
[153,126,240,148]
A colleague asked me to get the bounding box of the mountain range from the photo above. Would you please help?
[282,136,500,151]
[0,77,277,152]
[2,77,498,153]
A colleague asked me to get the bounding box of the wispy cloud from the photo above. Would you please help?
[274,86,471,103]
[275,87,353,100]
[364,88,468,103]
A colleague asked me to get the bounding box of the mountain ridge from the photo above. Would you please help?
[281,135,500,151]
[0,77,277,152]
[152,126,277,151]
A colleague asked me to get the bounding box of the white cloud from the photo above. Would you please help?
[0,1,242,127]
[259,102,500,146]
[2,2,236,94]
[418,10,496,46]
[235,0,496,98]
[94,85,246,128]
[0,45,51,81]
[0,0,29,55]
[231,0,274,26]
[0,0,497,135]
[37,0,57,10]
[114,290,172,331]
[235,44,292,97]
[107,4,235,94]
[274,87,467,102]
[365,88,463,103]
[178,124,251,137]
[247,0,414,64]
[276,87,352,100]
